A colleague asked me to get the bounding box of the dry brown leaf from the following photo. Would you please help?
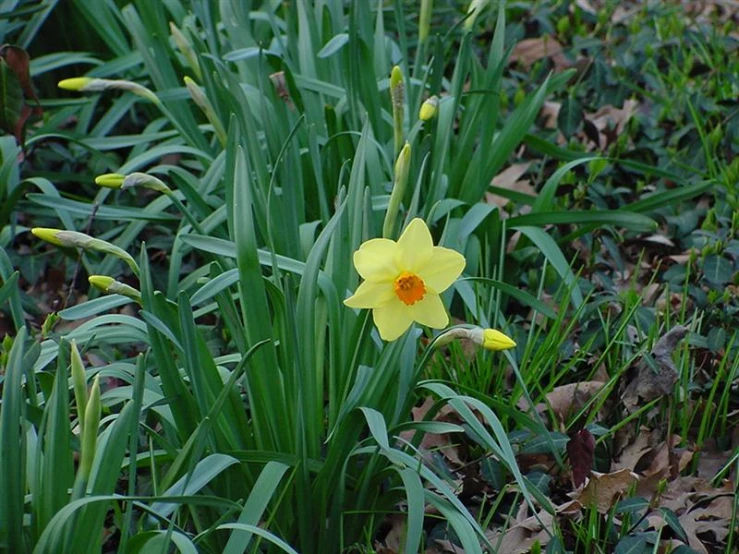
[572,468,639,514]
[485,502,554,554]
[509,36,572,72]
[679,504,732,553]
[573,0,597,14]
[586,100,639,149]
[492,162,530,188]
[487,162,536,211]
[695,439,735,481]
[430,539,465,554]
[399,397,465,466]
[621,325,689,413]
[376,514,405,554]
[540,101,560,129]
[642,234,676,247]
[538,380,606,422]
[614,426,657,472]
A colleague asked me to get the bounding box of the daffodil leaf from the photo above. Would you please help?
[509,210,657,233]
[0,56,24,140]
[317,33,349,58]
[463,277,557,319]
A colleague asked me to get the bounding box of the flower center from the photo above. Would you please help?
[393,271,426,305]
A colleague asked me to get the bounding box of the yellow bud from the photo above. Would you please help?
[390,66,404,93]
[89,275,142,303]
[59,76,160,105]
[58,77,94,91]
[95,173,126,188]
[434,326,516,351]
[419,95,439,121]
[31,227,65,247]
[465,0,490,31]
[88,276,115,292]
[474,328,516,351]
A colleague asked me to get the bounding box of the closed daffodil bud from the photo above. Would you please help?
[419,0,433,44]
[382,142,412,239]
[184,76,227,145]
[95,172,171,194]
[32,228,139,276]
[70,340,87,428]
[170,21,201,79]
[419,95,439,121]
[464,0,490,32]
[95,173,125,189]
[89,275,142,303]
[78,374,101,484]
[390,66,405,155]
[470,327,516,351]
[434,326,516,351]
[59,76,160,105]
[58,77,94,91]
[31,227,65,247]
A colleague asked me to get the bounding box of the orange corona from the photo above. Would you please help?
[393,272,426,305]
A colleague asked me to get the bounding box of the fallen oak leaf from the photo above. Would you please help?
[509,35,572,72]
[535,380,606,422]
[571,468,639,514]
[621,325,689,413]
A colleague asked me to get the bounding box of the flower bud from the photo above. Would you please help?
[58,77,94,91]
[471,327,516,351]
[95,173,125,189]
[59,76,160,105]
[390,66,405,155]
[89,275,142,303]
[78,374,101,483]
[464,0,490,32]
[31,227,65,246]
[419,95,439,121]
[383,142,411,239]
[170,22,201,79]
[419,0,433,43]
[434,326,516,351]
[33,228,139,276]
[184,76,227,146]
[70,340,87,428]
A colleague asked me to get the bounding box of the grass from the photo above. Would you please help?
[0,1,737,553]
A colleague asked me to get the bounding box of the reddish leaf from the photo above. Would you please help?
[0,44,42,147]
[567,428,595,487]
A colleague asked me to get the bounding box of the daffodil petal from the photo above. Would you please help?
[418,246,466,293]
[396,218,434,272]
[353,238,399,281]
[344,280,394,309]
[373,300,415,341]
[409,292,449,329]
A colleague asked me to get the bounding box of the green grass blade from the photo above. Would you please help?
[35,340,74,538]
[222,461,291,554]
[0,326,27,554]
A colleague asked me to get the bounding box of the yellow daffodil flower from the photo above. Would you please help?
[344,218,465,341]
